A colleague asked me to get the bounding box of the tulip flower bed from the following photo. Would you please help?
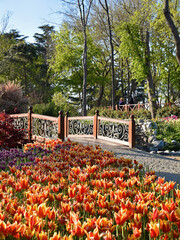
[0,139,179,240]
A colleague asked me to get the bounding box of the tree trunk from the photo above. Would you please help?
[164,0,180,65]
[97,84,104,107]
[167,69,170,103]
[99,0,115,110]
[120,60,124,98]
[145,30,157,119]
[77,0,93,116]
[82,30,87,116]
[126,58,130,101]
[105,0,115,110]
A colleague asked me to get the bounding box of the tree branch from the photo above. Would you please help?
[163,0,180,65]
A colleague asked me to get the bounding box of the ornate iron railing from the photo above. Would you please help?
[10,113,28,134]
[98,117,129,145]
[32,114,58,139]
[68,116,94,136]
[10,109,135,148]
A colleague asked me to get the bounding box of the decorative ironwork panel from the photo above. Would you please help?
[32,118,58,139]
[99,120,129,142]
[12,117,28,134]
[69,119,93,135]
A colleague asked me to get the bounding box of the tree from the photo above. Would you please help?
[77,0,93,115]
[99,0,116,110]
[115,0,158,118]
[0,29,35,91]
[164,0,180,65]
[58,0,93,115]
[33,25,55,102]
[50,23,110,111]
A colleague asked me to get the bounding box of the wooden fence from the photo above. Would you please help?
[108,103,149,111]
[10,107,135,148]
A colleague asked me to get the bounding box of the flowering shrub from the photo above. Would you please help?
[162,115,178,122]
[0,112,26,149]
[156,117,180,150]
[156,105,180,118]
[0,139,179,239]
[0,81,29,114]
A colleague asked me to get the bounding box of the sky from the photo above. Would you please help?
[0,0,64,43]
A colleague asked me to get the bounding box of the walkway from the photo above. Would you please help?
[68,136,180,184]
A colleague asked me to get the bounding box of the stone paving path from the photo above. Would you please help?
[68,136,180,184]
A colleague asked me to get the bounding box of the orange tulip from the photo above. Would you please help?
[84,202,95,215]
[85,227,101,240]
[131,213,142,229]
[151,208,159,221]
[50,232,62,240]
[48,208,56,220]
[148,222,159,238]
[37,203,50,218]
[96,217,113,231]
[114,209,133,226]
[133,227,142,238]
[61,202,71,214]
[6,221,20,236]
[52,185,59,193]
[0,213,5,221]
[136,203,148,215]
[0,220,6,235]
[165,210,179,222]
[104,230,115,240]
[13,213,22,223]
[19,177,29,189]
[37,231,48,240]
[68,212,84,237]
[28,214,41,231]
[160,220,171,233]
[62,235,73,240]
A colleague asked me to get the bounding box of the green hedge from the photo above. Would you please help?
[156,105,180,118]
[87,107,151,120]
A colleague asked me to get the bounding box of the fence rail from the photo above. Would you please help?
[107,103,149,111]
[10,107,135,148]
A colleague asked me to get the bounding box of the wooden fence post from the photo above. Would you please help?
[129,115,135,148]
[28,106,32,142]
[138,103,140,111]
[64,112,69,138]
[93,110,99,139]
[125,104,128,111]
[58,111,64,141]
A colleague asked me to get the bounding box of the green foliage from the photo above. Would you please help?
[50,23,111,108]
[33,102,58,117]
[87,107,151,120]
[33,94,79,117]
[156,120,180,150]
[156,105,180,118]
[0,81,29,113]
[0,112,26,149]
[52,92,78,116]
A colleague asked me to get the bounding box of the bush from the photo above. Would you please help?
[33,102,58,117]
[52,92,79,116]
[0,112,26,149]
[33,100,79,117]
[156,105,180,118]
[156,119,180,150]
[88,107,151,120]
[0,81,29,113]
